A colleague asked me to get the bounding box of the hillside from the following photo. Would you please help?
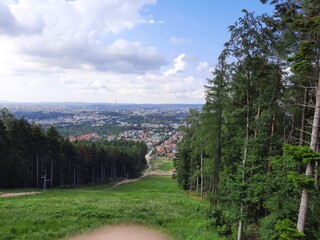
[0,158,222,240]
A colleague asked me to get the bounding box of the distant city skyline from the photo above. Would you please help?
[0,0,273,104]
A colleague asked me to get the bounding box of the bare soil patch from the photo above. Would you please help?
[145,170,173,176]
[68,225,171,240]
[0,192,41,198]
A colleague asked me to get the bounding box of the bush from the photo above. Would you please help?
[275,219,305,240]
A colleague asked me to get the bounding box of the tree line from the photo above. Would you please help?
[0,108,147,188]
[175,1,320,239]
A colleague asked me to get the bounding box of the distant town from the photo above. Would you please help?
[0,102,201,159]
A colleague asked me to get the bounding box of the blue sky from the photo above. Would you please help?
[139,0,273,61]
[0,0,273,104]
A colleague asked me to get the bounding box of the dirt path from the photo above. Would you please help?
[112,149,153,187]
[145,169,174,176]
[69,225,171,240]
[113,149,174,187]
[0,192,41,198]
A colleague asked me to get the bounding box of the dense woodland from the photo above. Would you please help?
[175,0,320,239]
[0,108,147,188]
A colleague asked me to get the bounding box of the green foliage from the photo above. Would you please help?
[259,156,300,240]
[206,206,236,237]
[288,172,316,191]
[275,219,305,240]
[284,144,318,191]
[284,144,320,164]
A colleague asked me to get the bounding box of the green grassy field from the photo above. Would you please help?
[0,160,222,240]
[150,158,175,171]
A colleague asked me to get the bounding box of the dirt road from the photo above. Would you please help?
[0,192,41,198]
[112,149,153,187]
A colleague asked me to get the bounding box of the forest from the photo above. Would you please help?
[175,0,320,239]
[0,108,148,188]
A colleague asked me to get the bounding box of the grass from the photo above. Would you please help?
[150,158,174,171]
[0,164,222,240]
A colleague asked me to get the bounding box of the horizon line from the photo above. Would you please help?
[0,101,204,105]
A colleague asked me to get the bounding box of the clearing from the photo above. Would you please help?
[0,158,222,240]
[149,158,175,174]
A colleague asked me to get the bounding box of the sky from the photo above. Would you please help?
[0,0,273,104]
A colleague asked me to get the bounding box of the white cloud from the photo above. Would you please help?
[184,76,195,84]
[196,61,209,72]
[0,1,209,104]
[0,55,207,103]
[0,0,163,73]
[144,19,155,24]
[54,53,206,103]
[164,53,187,77]
[0,1,44,36]
[170,36,190,45]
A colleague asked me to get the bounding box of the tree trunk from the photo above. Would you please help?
[36,154,39,188]
[297,79,320,233]
[238,132,248,240]
[189,169,192,191]
[92,167,95,183]
[196,177,199,193]
[297,163,312,232]
[50,157,53,188]
[100,162,102,183]
[268,112,276,172]
[315,161,318,188]
[60,169,62,186]
[299,88,308,146]
[237,70,250,240]
[213,106,222,204]
[73,164,76,185]
[43,173,47,190]
[237,206,244,240]
[200,150,204,199]
[270,112,276,149]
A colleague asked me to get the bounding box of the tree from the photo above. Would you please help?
[31,125,47,187]
[261,0,320,233]
[204,54,230,203]
[0,119,9,187]
[222,10,282,239]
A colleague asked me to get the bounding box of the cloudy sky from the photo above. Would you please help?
[0,0,272,104]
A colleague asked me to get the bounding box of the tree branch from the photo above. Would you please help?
[300,85,316,89]
[294,127,312,136]
[297,103,315,108]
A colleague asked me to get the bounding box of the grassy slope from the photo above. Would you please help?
[0,163,222,240]
[150,158,174,171]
